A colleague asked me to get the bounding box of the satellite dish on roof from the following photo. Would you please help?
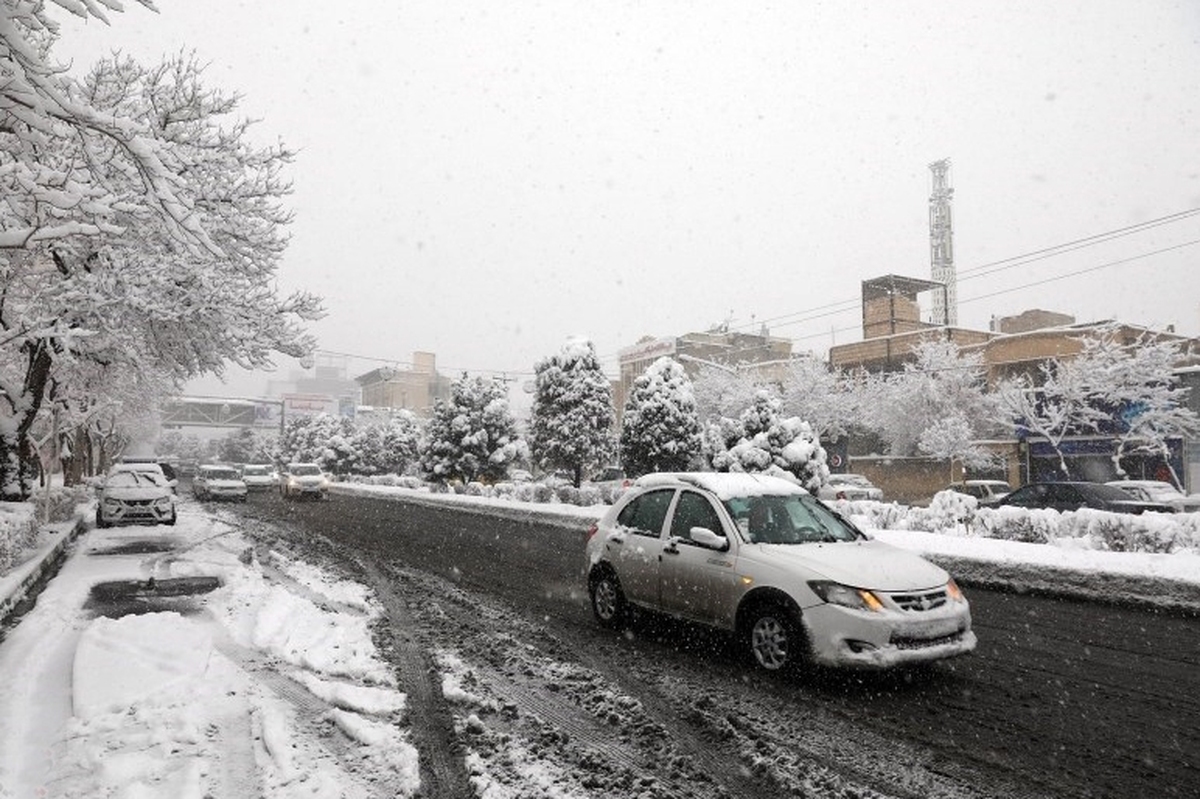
[299,353,315,370]
[522,380,536,394]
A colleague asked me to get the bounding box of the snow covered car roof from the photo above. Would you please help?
[630,472,803,500]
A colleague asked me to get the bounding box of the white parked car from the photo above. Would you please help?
[948,480,1012,506]
[1105,480,1200,513]
[240,464,278,491]
[817,473,884,502]
[192,465,248,502]
[280,463,329,500]
[585,472,976,671]
[96,470,177,528]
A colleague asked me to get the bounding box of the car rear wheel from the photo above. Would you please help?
[745,605,803,672]
[589,569,626,629]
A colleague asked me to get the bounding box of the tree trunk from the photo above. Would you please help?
[0,340,54,500]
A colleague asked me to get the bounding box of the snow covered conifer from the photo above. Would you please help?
[420,375,526,485]
[620,357,701,476]
[529,338,615,487]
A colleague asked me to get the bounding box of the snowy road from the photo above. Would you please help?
[231,491,1200,799]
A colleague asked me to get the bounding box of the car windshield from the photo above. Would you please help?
[243,466,269,476]
[722,493,860,544]
[106,471,163,488]
[290,465,321,476]
[206,469,241,480]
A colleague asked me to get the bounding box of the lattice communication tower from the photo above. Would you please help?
[928,158,957,326]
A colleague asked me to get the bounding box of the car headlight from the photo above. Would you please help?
[103,498,122,510]
[946,578,967,603]
[808,580,884,612]
[154,496,173,509]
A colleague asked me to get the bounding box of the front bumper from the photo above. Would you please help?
[101,499,175,525]
[804,601,976,669]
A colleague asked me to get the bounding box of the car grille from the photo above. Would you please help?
[889,588,949,612]
[122,499,155,507]
[891,631,966,650]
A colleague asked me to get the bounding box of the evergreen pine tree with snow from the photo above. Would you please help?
[620,357,702,476]
[529,338,615,487]
[419,375,526,485]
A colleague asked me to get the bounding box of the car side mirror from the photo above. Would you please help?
[690,527,729,551]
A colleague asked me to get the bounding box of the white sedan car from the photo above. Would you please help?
[586,472,975,671]
[280,463,330,500]
[817,473,884,502]
[96,470,177,528]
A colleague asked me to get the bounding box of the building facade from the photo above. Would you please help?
[355,351,450,419]
[615,328,794,416]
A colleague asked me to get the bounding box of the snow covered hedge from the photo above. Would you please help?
[835,490,1200,555]
[0,502,38,573]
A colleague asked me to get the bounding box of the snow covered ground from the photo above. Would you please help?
[0,503,419,798]
[1,486,1198,797]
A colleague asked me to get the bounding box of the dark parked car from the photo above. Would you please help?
[998,481,1175,514]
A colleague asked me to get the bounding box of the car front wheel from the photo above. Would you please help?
[745,605,803,672]
[589,569,627,629]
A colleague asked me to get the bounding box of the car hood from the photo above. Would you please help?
[206,479,245,488]
[752,539,948,591]
[289,475,325,483]
[103,487,171,502]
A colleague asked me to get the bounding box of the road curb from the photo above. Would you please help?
[0,512,88,627]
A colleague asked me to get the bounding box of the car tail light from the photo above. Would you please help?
[584,523,599,543]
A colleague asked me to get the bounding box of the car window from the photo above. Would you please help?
[668,491,724,543]
[615,489,674,538]
[724,493,858,544]
[208,469,241,480]
[291,464,322,476]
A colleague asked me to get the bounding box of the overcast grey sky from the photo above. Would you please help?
[57,1,1200,395]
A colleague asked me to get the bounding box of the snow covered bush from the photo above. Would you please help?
[619,357,702,476]
[353,412,422,477]
[702,392,830,492]
[904,489,979,534]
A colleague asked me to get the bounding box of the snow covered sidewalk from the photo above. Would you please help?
[0,507,420,798]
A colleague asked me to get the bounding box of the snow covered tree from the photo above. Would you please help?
[216,427,276,465]
[1,35,322,498]
[280,414,356,474]
[419,375,526,485]
[352,411,422,476]
[702,391,830,492]
[996,325,1200,481]
[778,356,860,445]
[619,357,702,476]
[529,338,615,487]
[863,339,1000,468]
[692,364,764,421]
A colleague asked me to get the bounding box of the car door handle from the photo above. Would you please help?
[608,532,626,545]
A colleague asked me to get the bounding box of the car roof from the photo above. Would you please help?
[631,471,803,500]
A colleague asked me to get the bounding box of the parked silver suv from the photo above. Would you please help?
[585,472,976,671]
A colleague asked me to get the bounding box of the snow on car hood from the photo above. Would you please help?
[754,538,948,591]
[102,486,171,502]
